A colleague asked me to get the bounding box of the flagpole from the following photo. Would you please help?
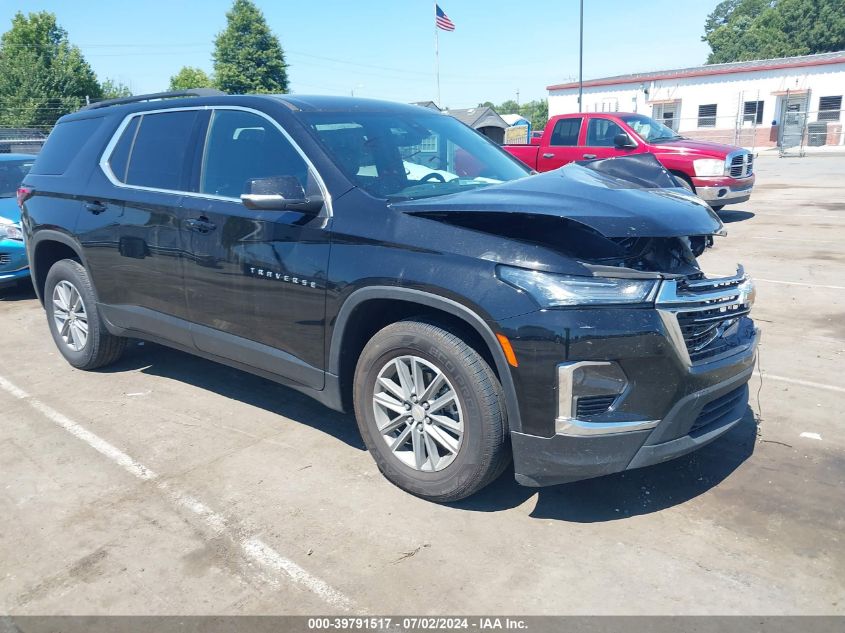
[435,3,441,107]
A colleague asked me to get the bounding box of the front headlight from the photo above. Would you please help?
[0,222,23,241]
[498,266,658,307]
[693,158,726,177]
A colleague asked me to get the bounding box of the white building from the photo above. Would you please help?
[547,51,845,150]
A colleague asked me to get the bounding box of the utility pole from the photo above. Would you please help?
[434,2,441,107]
[516,89,520,107]
[578,0,584,112]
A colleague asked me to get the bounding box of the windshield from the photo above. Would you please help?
[618,114,681,143]
[301,111,530,200]
[0,158,34,198]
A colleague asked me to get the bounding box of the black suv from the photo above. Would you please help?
[20,91,758,501]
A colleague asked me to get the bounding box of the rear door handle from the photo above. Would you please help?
[583,153,597,159]
[85,201,107,215]
[185,217,217,233]
[542,153,555,159]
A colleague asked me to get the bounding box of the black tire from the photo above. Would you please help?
[353,319,510,502]
[710,204,725,211]
[44,259,126,370]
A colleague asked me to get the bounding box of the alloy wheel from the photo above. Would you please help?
[372,355,464,472]
[52,280,89,352]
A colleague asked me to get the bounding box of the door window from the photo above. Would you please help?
[118,111,200,190]
[549,118,581,146]
[585,118,624,147]
[200,110,309,199]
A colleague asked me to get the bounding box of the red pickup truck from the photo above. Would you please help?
[504,112,754,210]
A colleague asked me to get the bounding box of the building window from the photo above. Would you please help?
[698,104,717,127]
[818,96,842,121]
[743,100,764,124]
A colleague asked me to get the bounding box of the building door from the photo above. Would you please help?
[778,92,810,152]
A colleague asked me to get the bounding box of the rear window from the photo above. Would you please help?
[119,111,200,191]
[550,118,581,146]
[31,118,103,175]
[107,116,139,183]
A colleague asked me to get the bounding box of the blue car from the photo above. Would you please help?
[0,154,35,289]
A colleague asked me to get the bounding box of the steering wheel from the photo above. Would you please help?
[419,172,446,183]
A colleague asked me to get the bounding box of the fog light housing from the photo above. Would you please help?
[557,361,628,421]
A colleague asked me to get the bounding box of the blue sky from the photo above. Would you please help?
[2,0,716,107]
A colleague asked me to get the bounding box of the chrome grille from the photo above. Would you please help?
[657,267,756,364]
[728,152,753,178]
[0,253,10,265]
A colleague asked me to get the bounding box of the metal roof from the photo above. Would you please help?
[547,50,845,91]
[444,106,508,129]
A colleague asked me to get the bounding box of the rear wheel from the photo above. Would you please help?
[353,320,510,502]
[45,259,126,370]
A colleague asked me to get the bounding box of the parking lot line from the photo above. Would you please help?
[750,236,841,244]
[755,213,845,219]
[0,373,355,611]
[753,372,845,394]
[753,278,845,290]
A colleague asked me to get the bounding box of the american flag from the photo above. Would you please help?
[435,4,455,31]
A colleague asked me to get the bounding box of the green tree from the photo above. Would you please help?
[521,100,548,131]
[703,0,845,63]
[497,99,520,114]
[0,11,101,128]
[169,66,214,91]
[101,79,132,99]
[213,0,288,94]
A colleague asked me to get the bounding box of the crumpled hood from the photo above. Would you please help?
[393,163,724,238]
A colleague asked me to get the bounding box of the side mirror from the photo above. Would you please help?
[240,176,323,213]
[614,133,637,149]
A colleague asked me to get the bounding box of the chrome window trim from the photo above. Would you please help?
[98,105,333,216]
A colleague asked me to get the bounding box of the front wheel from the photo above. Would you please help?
[353,320,510,502]
[45,259,126,370]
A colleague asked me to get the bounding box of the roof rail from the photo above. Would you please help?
[81,88,227,111]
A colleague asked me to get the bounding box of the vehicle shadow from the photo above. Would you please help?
[102,341,366,451]
[0,280,36,302]
[102,341,756,519]
[717,209,755,223]
[451,408,758,522]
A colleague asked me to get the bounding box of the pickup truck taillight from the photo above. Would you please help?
[17,187,33,209]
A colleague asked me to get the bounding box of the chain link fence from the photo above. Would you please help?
[651,91,844,158]
[0,96,98,154]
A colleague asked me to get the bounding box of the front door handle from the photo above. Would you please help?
[85,201,107,215]
[185,217,217,233]
[542,153,555,159]
[583,153,597,159]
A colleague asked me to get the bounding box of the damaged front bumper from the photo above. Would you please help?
[501,269,759,487]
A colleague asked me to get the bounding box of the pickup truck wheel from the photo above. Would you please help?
[44,259,126,370]
[675,174,695,193]
[353,320,509,502]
